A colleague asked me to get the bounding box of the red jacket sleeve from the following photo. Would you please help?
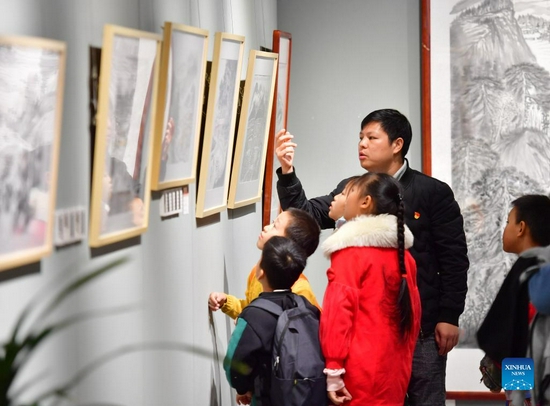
[320,250,361,370]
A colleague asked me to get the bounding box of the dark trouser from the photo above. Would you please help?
[405,334,447,406]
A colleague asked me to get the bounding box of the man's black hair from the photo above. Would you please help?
[360,109,412,159]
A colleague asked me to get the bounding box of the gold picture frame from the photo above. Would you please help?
[0,35,66,271]
[89,25,161,247]
[228,50,278,209]
[150,23,209,191]
[195,32,245,218]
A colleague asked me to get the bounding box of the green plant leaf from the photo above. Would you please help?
[3,258,127,405]
[9,305,137,401]
[27,342,215,405]
[10,258,127,344]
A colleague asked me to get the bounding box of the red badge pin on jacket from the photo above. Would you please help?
[414,212,420,219]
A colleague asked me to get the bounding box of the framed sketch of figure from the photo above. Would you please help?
[0,36,66,271]
[150,23,209,191]
[89,25,161,247]
[228,50,278,209]
[262,31,292,227]
[195,32,245,218]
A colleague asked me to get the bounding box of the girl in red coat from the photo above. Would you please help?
[320,172,421,406]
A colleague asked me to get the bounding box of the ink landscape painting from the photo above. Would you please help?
[436,0,550,346]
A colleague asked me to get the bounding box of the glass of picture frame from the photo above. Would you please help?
[89,24,161,247]
[228,50,278,209]
[195,32,245,218]
[150,22,209,191]
[0,35,66,271]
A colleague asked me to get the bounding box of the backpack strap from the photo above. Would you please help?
[247,297,283,317]
[248,294,309,316]
[293,294,309,310]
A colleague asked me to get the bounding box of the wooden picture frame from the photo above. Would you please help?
[422,0,549,398]
[195,32,245,218]
[262,30,291,227]
[228,50,278,209]
[150,23,209,191]
[0,35,66,271]
[89,25,161,247]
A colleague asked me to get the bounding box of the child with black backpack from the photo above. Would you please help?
[223,236,326,406]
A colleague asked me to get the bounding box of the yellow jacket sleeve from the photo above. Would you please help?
[291,274,321,311]
[221,265,262,319]
[221,265,321,318]
[221,294,248,320]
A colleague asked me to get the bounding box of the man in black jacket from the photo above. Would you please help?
[275,108,469,405]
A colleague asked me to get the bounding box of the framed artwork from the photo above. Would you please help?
[89,25,161,247]
[228,50,278,209]
[423,0,550,396]
[262,30,291,227]
[150,23,209,191]
[195,32,245,218]
[0,36,66,271]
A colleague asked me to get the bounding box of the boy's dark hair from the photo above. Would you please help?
[284,208,321,257]
[360,109,412,159]
[260,236,307,290]
[353,172,413,338]
[512,195,550,246]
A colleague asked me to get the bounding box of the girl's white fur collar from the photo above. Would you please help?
[322,214,414,256]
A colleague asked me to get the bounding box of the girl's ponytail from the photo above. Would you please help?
[396,196,413,338]
[353,172,414,337]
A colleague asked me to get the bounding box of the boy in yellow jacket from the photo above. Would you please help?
[208,208,321,318]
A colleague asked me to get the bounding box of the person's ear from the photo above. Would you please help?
[360,195,373,212]
[392,137,404,155]
[256,268,266,281]
[517,221,527,238]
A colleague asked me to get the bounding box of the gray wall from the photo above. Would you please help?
[0,1,276,405]
[277,0,423,329]
[0,1,498,405]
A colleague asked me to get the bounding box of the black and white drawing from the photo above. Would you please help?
[89,25,160,247]
[228,51,277,209]
[0,37,65,271]
[239,78,270,182]
[196,33,244,218]
[103,35,155,234]
[154,24,208,188]
[431,0,550,347]
[274,37,290,138]
[207,58,239,190]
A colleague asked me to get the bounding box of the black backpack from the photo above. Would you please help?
[247,294,327,406]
